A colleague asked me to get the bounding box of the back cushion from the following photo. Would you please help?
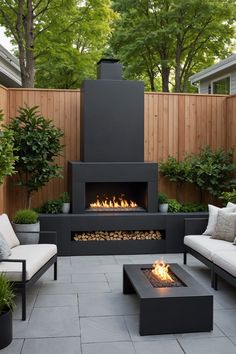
[0,214,20,249]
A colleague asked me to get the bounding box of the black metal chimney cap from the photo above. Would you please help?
[97,58,120,65]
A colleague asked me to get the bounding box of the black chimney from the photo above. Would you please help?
[97,58,122,80]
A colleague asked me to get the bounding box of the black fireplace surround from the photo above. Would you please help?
[69,59,158,214]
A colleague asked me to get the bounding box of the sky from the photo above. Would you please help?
[0,26,14,52]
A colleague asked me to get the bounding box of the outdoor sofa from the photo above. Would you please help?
[183,203,236,290]
[0,213,57,320]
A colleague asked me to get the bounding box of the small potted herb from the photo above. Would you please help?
[60,192,70,214]
[12,209,39,244]
[0,274,15,349]
[158,193,169,213]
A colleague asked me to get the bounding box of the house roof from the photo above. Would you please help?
[0,44,22,87]
[189,53,236,84]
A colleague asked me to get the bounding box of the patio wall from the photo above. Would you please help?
[0,85,9,214]
[0,88,233,215]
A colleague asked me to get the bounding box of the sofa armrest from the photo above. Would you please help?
[184,218,208,236]
[0,259,26,282]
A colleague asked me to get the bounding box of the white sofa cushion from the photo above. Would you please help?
[211,210,236,242]
[0,244,57,281]
[227,202,236,208]
[203,205,236,236]
[0,214,20,249]
[212,251,236,277]
[0,232,11,259]
[184,235,235,261]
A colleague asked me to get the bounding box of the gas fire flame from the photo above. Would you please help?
[152,260,174,282]
[90,195,137,209]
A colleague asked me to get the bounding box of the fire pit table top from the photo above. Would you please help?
[123,263,213,335]
[123,263,211,299]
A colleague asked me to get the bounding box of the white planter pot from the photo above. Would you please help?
[159,203,169,213]
[62,203,70,214]
[12,222,40,244]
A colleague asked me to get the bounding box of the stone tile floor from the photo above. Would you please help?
[2,253,236,354]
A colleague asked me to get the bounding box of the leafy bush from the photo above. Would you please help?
[158,192,168,204]
[168,199,182,212]
[180,203,207,212]
[13,209,38,224]
[59,192,70,203]
[159,156,192,184]
[0,110,17,185]
[40,199,63,214]
[7,106,64,208]
[0,274,15,313]
[219,189,236,204]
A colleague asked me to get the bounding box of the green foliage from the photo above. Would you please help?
[158,193,168,204]
[219,189,236,204]
[160,147,236,200]
[159,156,192,184]
[13,209,38,224]
[40,199,63,214]
[59,192,70,203]
[7,106,64,208]
[0,110,17,185]
[180,203,207,213]
[0,274,15,314]
[188,147,236,198]
[110,0,235,92]
[168,199,182,213]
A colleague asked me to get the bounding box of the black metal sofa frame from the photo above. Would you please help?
[183,218,236,290]
[1,231,57,320]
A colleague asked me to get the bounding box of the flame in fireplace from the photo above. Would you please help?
[152,260,174,282]
[90,195,138,209]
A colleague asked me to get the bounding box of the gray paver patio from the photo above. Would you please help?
[3,253,236,354]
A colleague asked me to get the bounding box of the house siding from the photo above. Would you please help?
[199,66,236,94]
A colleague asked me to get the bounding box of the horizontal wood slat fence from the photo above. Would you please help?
[0,87,235,216]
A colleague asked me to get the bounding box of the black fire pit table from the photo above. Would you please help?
[123,264,213,335]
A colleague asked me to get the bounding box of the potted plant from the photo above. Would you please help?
[0,274,15,349]
[158,193,169,213]
[12,209,40,244]
[60,192,70,213]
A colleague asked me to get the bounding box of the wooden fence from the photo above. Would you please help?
[0,87,234,216]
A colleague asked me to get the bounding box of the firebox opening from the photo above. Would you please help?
[72,230,165,242]
[85,182,147,212]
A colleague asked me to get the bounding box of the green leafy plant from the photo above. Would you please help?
[0,274,15,313]
[219,189,236,204]
[13,209,38,224]
[0,110,18,185]
[7,105,64,208]
[158,193,168,204]
[59,192,70,203]
[188,147,236,199]
[168,199,182,213]
[40,199,63,214]
[180,203,207,213]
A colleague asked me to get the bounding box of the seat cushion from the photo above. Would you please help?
[0,214,20,249]
[184,235,235,261]
[212,251,236,277]
[0,244,57,281]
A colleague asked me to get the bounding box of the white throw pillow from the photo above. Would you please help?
[0,232,11,259]
[0,213,20,249]
[227,202,236,208]
[211,210,236,242]
[203,204,236,236]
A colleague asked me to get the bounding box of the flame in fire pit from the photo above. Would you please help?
[90,195,137,209]
[152,260,174,282]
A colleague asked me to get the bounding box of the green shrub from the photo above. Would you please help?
[159,156,192,184]
[180,203,207,212]
[40,199,62,214]
[13,209,38,224]
[59,192,70,203]
[219,189,236,204]
[158,192,168,204]
[168,199,182,212]
[0,274,15,313]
